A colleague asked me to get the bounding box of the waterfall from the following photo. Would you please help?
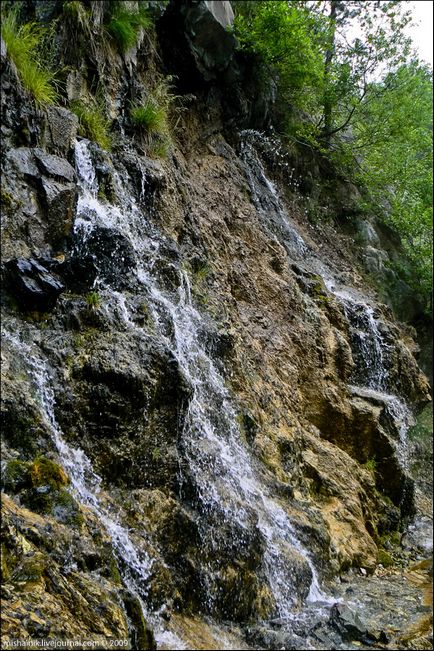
[71,139,326,620]
[240,136,414,472]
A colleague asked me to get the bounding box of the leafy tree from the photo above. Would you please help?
[312,1,413,146]
[233,1,325,117]
[356,62,433,309]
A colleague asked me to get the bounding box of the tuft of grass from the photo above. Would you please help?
[1,11,58,106]
[70,101,111,150]
[84,292,101,310]
[106,4,151,53]
[130,76,185,158]
[84,291,102,311]
[130,101,167,134]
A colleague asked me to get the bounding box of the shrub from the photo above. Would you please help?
[130,77,183,158]
[106,3,151,53]
[1,11,58,105]
[70,101,111,150]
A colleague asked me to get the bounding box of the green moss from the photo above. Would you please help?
[1,544,10,582]
[108,555,122,585]
[363,458,377,476]
[2,459,31,492]
[1,189,14,209]
[29,457,69,490]
[377,548,394,567]
[12,554,45,584]
[51,489,84,526]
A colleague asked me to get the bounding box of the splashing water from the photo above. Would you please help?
[73,139,326,619]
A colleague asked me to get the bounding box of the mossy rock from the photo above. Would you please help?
[24,486,83,527]
[2,459,32,492]
[123,594,156,650]
[377,548,394,567]
[1,543,11,582]
[29,457,69,490]
[11,552,46,586]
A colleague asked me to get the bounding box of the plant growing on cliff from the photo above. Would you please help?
[130,100,167,134]
[106,1,151,53]
[130,77,182,158]
[1,10,58,105]
[84,291,102,311]
[70,100,112,151]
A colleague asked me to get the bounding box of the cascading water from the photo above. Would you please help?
[240,135,415,481]
[1,327,157,617]
[72,138,326,623]
[322,281,414,466]
[239,130,309,259]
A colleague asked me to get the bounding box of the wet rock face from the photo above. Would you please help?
[1,494,130,645]
[4,257,65,311]
[2,147,77,258]
[57,333,191,491]
[1,11,432,647]
[67,226,137,291]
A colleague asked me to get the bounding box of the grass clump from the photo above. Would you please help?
[70,100,111,150]
[362,458,377,477]
[84,291,102,311]
[106,2,151,53]
[130,76,184,158]
[1,11,58,106]
[130,101,167,134]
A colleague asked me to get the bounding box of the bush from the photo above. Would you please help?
[1,11,58,105]
[70,100,112,150]
[106,3,151,52]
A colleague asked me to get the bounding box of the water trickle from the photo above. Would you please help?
[1,329,154,594]
[72,139,327,620]
[240,138,415,477]
[239,130,309,258]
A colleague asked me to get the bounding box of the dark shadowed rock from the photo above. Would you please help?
[4,257,65,311]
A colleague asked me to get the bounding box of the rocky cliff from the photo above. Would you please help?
[1,2,432,650]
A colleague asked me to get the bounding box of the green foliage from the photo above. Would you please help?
[408,403,433,441]
[106,2,151,52]
[84,291,102,311]
[130,101,167,134]
[356,62,433,311]
[130,77,182,158]
[1,10,58,105]
[70,101,111,150]
[234,1,325,119]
